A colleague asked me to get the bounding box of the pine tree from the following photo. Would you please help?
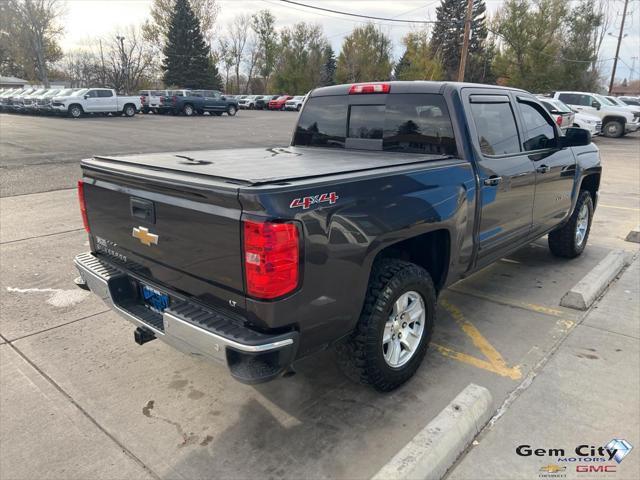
[319,45,336,86]
[162,0,221,89]
[429,0,492,82]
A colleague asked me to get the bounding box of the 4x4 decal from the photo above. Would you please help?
[290,192,339,209]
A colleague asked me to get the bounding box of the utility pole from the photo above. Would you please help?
[457,0,474,82]
[99,39,106,86]
[608,0,629,95]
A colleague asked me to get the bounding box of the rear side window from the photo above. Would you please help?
[558,93,591,106]
[294,94,457,155]
[97,90,113,98]
[469,102,520,155]
[518,101,557,151]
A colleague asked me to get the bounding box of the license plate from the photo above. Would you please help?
[140,284,170,313]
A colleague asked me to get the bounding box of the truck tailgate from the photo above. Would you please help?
[81,161,245,309]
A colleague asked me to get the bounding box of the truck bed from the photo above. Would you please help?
[87,147,450,186]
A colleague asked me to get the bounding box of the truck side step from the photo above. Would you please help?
[134,327,156,345]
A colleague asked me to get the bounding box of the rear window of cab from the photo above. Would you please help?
[293,93,457,155]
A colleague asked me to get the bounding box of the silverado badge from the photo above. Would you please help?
[132,226,159,246]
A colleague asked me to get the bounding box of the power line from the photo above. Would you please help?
[279,0,445,24]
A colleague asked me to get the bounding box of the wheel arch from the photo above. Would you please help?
[579,172,601,208]
[602,115,626,126]
[370,229,451,292]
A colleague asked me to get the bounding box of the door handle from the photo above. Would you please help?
[536,165,551,174]
[483,175,503,186]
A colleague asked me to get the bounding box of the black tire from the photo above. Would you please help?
[123,104,136,117]
[68,104,83,118]
[548,190,594,258]
[335,259,436,392]
[603,120,624,138]
[183,103,194,116]
[227,105,237,116]
[296,104,301,111]
[214,112,223,116]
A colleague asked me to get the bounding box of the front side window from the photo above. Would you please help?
[85,90,98,98]
[469,101,521,155]
[518,101,556,151]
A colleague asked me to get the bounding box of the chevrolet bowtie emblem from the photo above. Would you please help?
[132,226,159,246]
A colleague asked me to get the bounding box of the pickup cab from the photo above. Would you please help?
[553,91,640,137]
[51,88,141,118]
[75,81,601,391]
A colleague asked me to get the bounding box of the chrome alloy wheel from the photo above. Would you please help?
[383,291,425,368]
[575,203,589,246]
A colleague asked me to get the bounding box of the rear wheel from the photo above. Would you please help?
[183,103,194,116]
[603,120,623,138]
[123,104,136,117]
[548,190,593,258]
[335,259,435,391]
[227,105,237,116]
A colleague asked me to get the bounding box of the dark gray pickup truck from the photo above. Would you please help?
[74,81,601,391]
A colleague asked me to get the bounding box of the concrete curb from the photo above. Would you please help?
[625,226,640,244]
[371,384,493,480]
[560,249,629,310]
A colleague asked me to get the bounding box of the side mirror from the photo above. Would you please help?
[84,95,89,99]
[591,101,601,110]
[560,127,591,148]
[221,96,226,100]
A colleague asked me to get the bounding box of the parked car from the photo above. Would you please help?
[618,96,640,107]
[238,95,260,109]
[139,90,169,114]
[37,88,76,113]
[255,95,278,110]
[604,95,640,116]
[284,95,306,111]
[51,88,141,118]
[572,110,602,136]
[553,91,640,137]
[5,88,36,111]
[268,95,294,110]
[21,88,51,112]
[0,88,21,110]
[536,97,575,131]
[74,81,599,391]
[158,89,239,116]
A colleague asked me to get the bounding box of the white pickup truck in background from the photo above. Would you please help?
[51,88,141,118]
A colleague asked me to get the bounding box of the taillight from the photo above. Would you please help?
[77,180,90,233]
[349,83,391,94]
[243,220,299,299]
[556,115,562,127]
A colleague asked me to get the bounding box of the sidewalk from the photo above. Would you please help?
[448,256,640,480]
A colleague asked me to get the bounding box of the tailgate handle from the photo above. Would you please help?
[130,197,155,224]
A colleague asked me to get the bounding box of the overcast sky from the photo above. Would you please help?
[61,0,640,83]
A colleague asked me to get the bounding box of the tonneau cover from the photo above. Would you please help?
[89,147,448,186]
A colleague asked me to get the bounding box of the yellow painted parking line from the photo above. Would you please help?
[598,204,640,212]
[436,300,522,380]
[448,286,575,319]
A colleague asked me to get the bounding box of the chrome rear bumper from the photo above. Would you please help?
[74,252,298,383]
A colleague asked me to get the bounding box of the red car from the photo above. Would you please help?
[268,95,293,110]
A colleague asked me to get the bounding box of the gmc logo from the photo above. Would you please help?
[576,465,617,473]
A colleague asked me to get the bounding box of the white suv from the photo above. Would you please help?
[553,91,639,138]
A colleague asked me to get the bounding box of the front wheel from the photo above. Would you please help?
[548,190,594,258]
[603,120,624,138]
[68,104,83,118]
[227,105,237,116]
[335,259,435,391]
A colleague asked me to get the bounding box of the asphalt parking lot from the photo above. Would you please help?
[1,112,638,479]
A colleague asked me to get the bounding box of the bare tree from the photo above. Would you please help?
[227,14,250,93]
[104,27,155,93]
[10,0,64,86]
[243,32,260,93]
